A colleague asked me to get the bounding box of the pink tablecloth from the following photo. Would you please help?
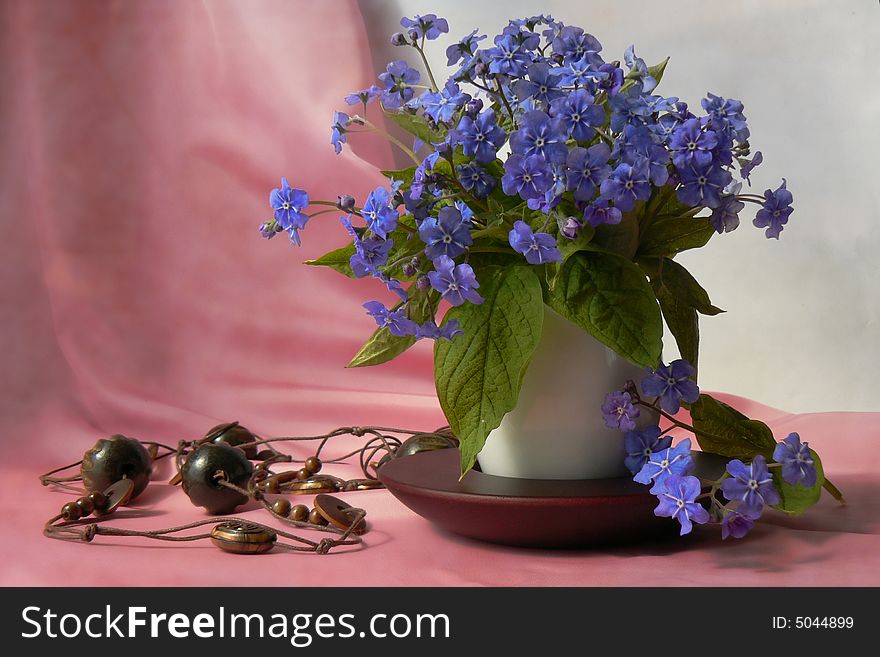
[2,1,878,586]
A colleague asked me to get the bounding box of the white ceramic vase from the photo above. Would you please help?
[476,307,655,480]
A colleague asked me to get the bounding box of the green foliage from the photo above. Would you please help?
[653,258,724,316]
[434,267,544,475]
[655,285,699,369]
[689,394,776,459]
[637,215,715,257]
[304,242,356,278]
[347,291,434,368]
[773,450,825,516]
[385,110,446,144]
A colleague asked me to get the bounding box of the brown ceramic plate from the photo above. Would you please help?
[380,449,727,548]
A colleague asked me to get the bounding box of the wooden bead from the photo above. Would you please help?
[304,457,322,474]
[290,504,309,522]
[210,521,276,554]
[262,478,280,494]
[296,467,311,481]
[61,502,82,521]
[75,497,95,516]
[81,435,153,501]
[272,499,291,516]
[203,422,258,459]
[88,491,108,512]
[308,508,328,526]
[180,444,253,514]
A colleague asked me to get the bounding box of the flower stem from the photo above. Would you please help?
[493,78,515,121]
[414,40,440,92]
[822,478,847,505]
[358,119,422,166]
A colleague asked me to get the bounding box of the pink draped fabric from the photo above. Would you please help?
[1,0,878,586]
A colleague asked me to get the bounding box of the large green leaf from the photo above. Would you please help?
[347,292,434,368]
[380,165,418,186]
[385,111,445,144]
[689,394,777,459]
[656,259,724,316]
[655,285,699,370]
[638,215,715,257]
[544,252,662,368]
[592,209,641,258]
[773,450,825,516]
[434,267,544,475]
[304,242,356,278]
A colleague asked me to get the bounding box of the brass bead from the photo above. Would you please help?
[308,508,328,526]
[290,504,309,522]
[61,502,82,521]
[272,499,291,517]
[304,457,322,474]
[75,496,95,516]
[262,478,280,494]
[296,467,311,481]
[88,491,108,512]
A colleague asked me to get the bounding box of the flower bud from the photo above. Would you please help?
[474,61,489,77]
[336,194,356,212]
[402,257,420,277]
[465,98,483,117]
[559,216,582,240]
[407,29,420,42]
[390,32,407,47]
[416,275,430,291]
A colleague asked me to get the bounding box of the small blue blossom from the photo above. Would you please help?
[702,93,749,143]
[753,179,792,239]
[652,101,694,144]
[270,178,309,245]
[653,474,710,535]
[419,81,470,124]
[446,29,486,66]
[427,255,484,306]
[351,237,393,278]
[721,510,756,540]
[486,33,531,77]
[669,118,718,170]
[452,109,507,164]
[549,88,605,142]
[258,220,280,240]
[565,143,612,202]
[601,390,639,431]
[624,425,672,474]
[331,111,351,155]
[608,88,653,132]
[400,14,449,40]
[595,62,624,96]
[361,186,399,239]
[512,62,563,106]
[711,184,745,234]
[739,151,762,184]
[582,198,622,227]
[677,162,732,209]
[508,220,561,265]
[550,25,602,60]
[363,301,419,337]
[378,60,421,109]
[501,154,553,200]
[344,85,382,107]
[721,455,780,517]
[456,162,496,198]
[599,160,651,212]
[641,359,699,414]
[773,432,817,487]
[623,45,657,93]
[557,52,605,89]
[634,438,694,492]
[417,319,463,341]
[509,110,569,164]
[419,206,473,259]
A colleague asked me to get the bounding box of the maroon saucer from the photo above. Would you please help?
[380,450,726,548]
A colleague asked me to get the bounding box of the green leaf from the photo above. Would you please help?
[380,166,417,186]
[657,259,724,316]
[638,215,715,257]
[621,57,669,93]
[544,251,662,368]
[304,242,356,278]
[655,285,699,370]
[591,208,641,258]
[773,450,825,516]
[689,394,776,459]
[434,267,544,475]
[385,111,445,144]
[347,328,417,368]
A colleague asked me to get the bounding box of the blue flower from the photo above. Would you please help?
[445,29,486,66]
[361,186,399,239]
[511,62,563,106]
[652,101,694,144]
[739,151,762,183]
[624,425,672,474]
[634,438,694,492]
[363,301,419,337]
[601,390,639,431]
[669,118,718,170]
[351,237,393,278]
[623,45,657,93]
[549,88,605,142]
[378,60,421,109]
[773,432,817,487]
[501,154,553,200]
[557,52,605,89]
[721,510,756,540]
[599,161,651,212]
[653,474,710,535]
[258,221,280,240]
[753,179,792,239]
[419,81,470,124]
[270,178,309,245]
[456,163,497,199]
[641,359,699,414]
[711,188,745,234]
[400,14,449,40]
[701,93,749,143]
[509,111,568,164]
[344,85,382,107]
[582,198,622,227]
[595,62,624,96]
[676,162,732,209]
[565,143,612,202]
[417,319,463,341]
[508,220,561,265]
[331,111,351,155]
[427,255,484,306]
[608,88,653,132]
[452,109,507,164]
[486,33,531,77]
[721,455,780,517]
[550,25,602,60]
[419,206,473,259]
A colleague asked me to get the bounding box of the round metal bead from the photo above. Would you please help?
[289,504,309,522]
[304,457,322,474]
[210,521,276,554]
[203,422,259,460]
[81,435,153,501]
[180,443,254,514]
[271,499,291,517]
[308,508,329,526]
[296,467,311,481]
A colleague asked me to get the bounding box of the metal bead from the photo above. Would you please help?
[308,508,328,526]
[61,502,82,521]
[203,422,259,460]
[180,443,253,514]
[81,435,153,501]
[289,504,309,522]
[296,467,311,481]
[210,521,276,554]
[271,499,291,517]
[304,457,322,474]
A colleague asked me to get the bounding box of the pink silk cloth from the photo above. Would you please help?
[2,0,878,586]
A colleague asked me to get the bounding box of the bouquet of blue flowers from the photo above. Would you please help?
[258,14,841,538]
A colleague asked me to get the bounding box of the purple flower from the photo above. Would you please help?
[351,237,393,278]
[641,359,699,414]
[363,301,419,337]
[557,52,605,89]
[361,186,399,239]
[344,85,382,107]
[739,151,762,183]
[565,143,612,202]
[378,60,421,109]
[720,455,781,517]
[511,62,563,106]
[508,220,561,265]
[330,111,351,155]
[452,109,507,164]
[702,93,749,143]
[608,88,653,132]
[721,510,755,540]
[549,88,605,142]
[258,221,280,240]
[419,81,470,124]
[456,162,496,199]
[595,62,624,96]
[677,162,732,209]
[653,475,710,535]
[711,188,745,234]
[417,319,463,341]
[624,425,672,474]
[400,14,449,40]
[669,118,718,170]
[419,206,473,259]
[269,178,309,245]
[446,29,486,66]
[623,45,657,93]
[509,111,568,164]
[427,255,484,306]
[599,161,651,212]
[602,390,639,431]
[487,33,531,77]
[582,198,623,227]
[634,438,694,491]
[551,25,602,60]
[753,179,792,239]
[501,153,553,200]
[773,432,817,487]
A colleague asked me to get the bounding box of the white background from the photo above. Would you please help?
[359,0,880,412]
